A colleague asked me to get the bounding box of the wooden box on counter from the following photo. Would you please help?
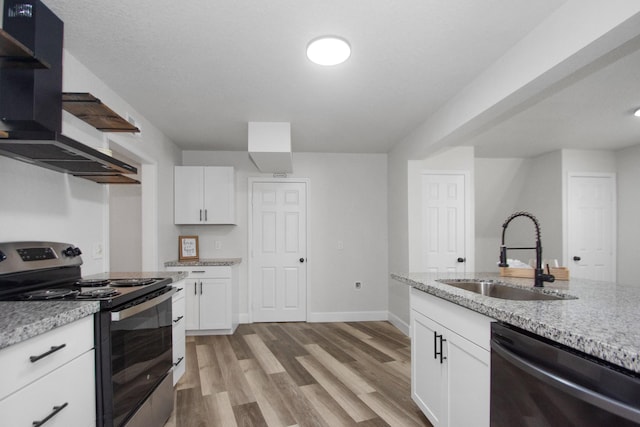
[499,267,570,281]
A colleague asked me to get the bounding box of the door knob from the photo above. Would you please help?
[299,258,305,263]
[457,257,466,263]
[573,256,581,261]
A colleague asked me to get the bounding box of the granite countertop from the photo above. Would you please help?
[164,258,242,267]
[0,271,186,351]
[393,272,640,374]
[83,271,189,281]
[0,301,99,351]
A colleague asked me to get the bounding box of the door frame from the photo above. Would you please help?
[247,177,310,323]
[409,170,474,273]
[564,172,617,281]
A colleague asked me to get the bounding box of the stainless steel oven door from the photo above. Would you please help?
[97,287,175,427]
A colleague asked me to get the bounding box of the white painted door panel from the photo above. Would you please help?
[568,174,615,282]
[421,173,466,273]
[252,182,307,322]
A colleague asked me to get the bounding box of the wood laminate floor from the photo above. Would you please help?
[164,321,432,427]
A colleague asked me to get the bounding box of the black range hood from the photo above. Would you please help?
[0,0,138,183]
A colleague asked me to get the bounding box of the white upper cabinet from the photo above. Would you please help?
[174,166,236,224]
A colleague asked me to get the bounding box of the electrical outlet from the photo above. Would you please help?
[355,281,362,289]
[215,240,222,250]
[337,240,344,250]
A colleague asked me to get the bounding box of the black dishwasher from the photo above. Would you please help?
[491,322,640,426]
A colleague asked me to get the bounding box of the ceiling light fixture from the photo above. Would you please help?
[306,36,351,66]
[634,108,640,117]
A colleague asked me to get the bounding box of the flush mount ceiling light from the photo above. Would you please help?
[634,108,640,117]
[306,36,351,66]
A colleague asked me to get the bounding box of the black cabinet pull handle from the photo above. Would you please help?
[457,257,466,263]
[200,281,203,294]
[30,344,66,363]
[199,209,203,221]
[573,256,581,261]
[299,258,305,263]
[32,402,68,426]
[439,337,447,364]
[434,333,447,364]
[173,315,184,323]
[173,356,185,367]
[194,282,197,295]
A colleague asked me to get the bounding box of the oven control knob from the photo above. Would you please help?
[62,246,82,257]
[0,250,6,262]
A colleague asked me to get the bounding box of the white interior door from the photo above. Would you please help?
[421,173,467,273]
[251,181,307,322]
[568,173,616,282]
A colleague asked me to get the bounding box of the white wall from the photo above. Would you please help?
[616,144,640,285]
[0,50,181,275]
[109,185,142,272]
[474,157,531,272]
[179,151,389,322]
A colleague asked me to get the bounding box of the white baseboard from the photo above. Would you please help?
[239,313,250,324]
[307,311,388,323]
[387,311,410,337]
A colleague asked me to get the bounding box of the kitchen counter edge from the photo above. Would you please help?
[393,272,640,374]
[164,258,242,267]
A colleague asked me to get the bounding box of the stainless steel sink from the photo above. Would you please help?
[436,279,576,301]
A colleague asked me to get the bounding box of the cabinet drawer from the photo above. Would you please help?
[172,299,186,336]
[186,267,231,278]
[0,350,96,427]
[0,315,94,400]
[410,288,493,351]
[172,279,186,302]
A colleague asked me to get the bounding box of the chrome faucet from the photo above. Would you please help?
[498,211,555,287]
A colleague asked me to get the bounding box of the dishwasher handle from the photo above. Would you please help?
[491,338,640,423]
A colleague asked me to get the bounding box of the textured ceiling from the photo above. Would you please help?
[42,0,567,154]
[471,35,640,158]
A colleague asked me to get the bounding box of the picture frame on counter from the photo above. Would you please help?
[179,235,199,261]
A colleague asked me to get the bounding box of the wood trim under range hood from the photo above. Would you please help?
[62,92,140,133]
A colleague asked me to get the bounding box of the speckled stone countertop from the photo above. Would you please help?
[0,271,186,351]
[83,271,189,281]
[0,301,99,351]
[164,258,242,267]
[393,272,640,374]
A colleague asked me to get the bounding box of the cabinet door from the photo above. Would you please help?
[447,331,490,427]
[203,167,235,224]
[174,167,204,224]
[199,278,231,329]
[184,280,200,330]
[411,309,447,427]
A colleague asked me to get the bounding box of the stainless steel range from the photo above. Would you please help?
[0,241,175,427]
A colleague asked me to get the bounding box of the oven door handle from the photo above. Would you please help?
[491,339,640,423]
[111,288,176,321]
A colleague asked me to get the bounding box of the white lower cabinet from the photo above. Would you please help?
[0,316,95,427]
[410,287,492,427]
[167,266,238,334]
[171,279,186,385]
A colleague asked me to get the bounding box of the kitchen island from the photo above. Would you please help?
[393,271,640,373]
